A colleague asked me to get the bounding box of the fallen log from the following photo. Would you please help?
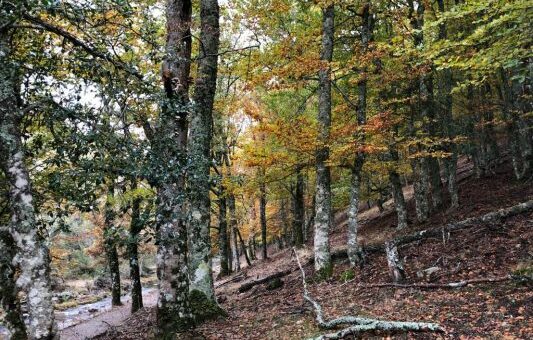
[292,249,443,340]
[237,268,293,293]
[331,199,533,260]
[356,275,529,289]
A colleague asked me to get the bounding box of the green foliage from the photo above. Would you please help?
[339,269,356,283]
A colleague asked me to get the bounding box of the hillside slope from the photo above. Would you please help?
[97,162,533,339]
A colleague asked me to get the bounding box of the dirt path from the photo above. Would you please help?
[59,289,158,340]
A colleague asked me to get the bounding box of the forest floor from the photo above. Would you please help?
[94,160,532,340]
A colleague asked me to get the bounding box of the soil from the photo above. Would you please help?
[93,161,532,339]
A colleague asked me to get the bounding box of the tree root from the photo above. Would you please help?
[292,249,444,339]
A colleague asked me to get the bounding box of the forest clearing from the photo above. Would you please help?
[0,0,532,339]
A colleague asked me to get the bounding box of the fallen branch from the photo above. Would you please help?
[331,199,533,260]
[237,268,293,293]
[357,275,523,289]
[292,248,443,339]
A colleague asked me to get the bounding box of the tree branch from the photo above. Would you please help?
[22,13,143,80]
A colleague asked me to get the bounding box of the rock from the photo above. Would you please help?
[416,266,441,282]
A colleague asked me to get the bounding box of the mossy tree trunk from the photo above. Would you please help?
[0,226,27,340]
[155,0,194,335]
[187,0,221,318]
[0,29,55,340]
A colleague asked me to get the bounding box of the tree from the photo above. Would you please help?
[186,0,222,318]
[313,3,335,278]
[154,0,194,334]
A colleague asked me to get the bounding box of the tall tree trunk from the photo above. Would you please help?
[187,0,220,311]
[436,0,458,209]
[259,175,268,260]
[156,0,194,334]
[0,32,56,339]
[0,226,27,339]
[292,168,305,247]
[218,191,230,277]
[104,184,122,307]
[232,226,241,271]
[347,2,371,267]
[128,182,143,313]
[313,3,334,278]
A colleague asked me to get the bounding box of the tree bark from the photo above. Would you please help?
[347,2,371,267]
[313,3,335,278]
[128,183,143,313]
[0,226,27,339]
[0,32,56,340]
[156,0,194,334]
[104,184,122,307]
[187,0,220,307]
[385,241,406,283]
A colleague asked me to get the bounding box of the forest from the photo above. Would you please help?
[0,0,532,339]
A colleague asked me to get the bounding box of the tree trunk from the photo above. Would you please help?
[280,198,289,247]
[128,183,143,313]
[0,33,56,339]
[0,226,27,339]
[411,158,430,222]
[156,0,194,334]
[292,168,305,247]
[248,232,256,261]
[347,162,365,266]
[259,175,268,260]
[104,184,122,307]
[228,193,239,271]
[218,192,230,277]
[187,0,220,310]
[232,226,241,271]
[347,2,371,267]
[313,3,334,278]
[236,227,252,266]
[385,241,406,283]
[436,0,458,209]
[389,170,408,230]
